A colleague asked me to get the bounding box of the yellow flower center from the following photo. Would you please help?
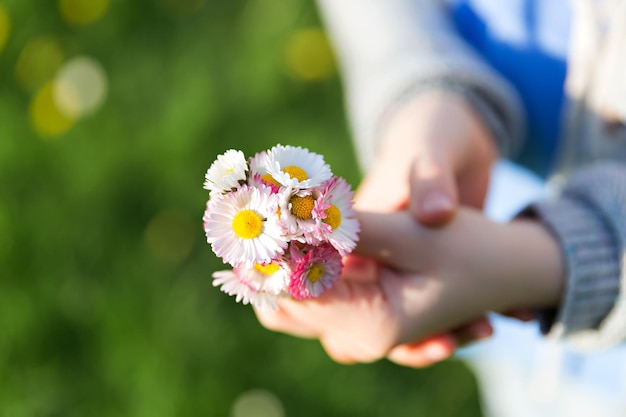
[224,168,234,177]
[290,195,315,220]
[283,165,308,182]
[307,264,325,282]
[253,262,280,275]
[323,204,342,230]
[232,209,264,239]
[261,173,281,188]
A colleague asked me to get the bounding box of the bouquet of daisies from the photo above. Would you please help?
[203,145,360,310]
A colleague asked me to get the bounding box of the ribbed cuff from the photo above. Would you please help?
[529,187,625,350]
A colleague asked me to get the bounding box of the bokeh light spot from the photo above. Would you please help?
[0,4,10,54]
[231,389,285,417]
[284,28,336,82]
[30,82,76,138]
[53,56,108,119]
[145,209,196,264]
[59,0,110,26]
[15,37,64,92]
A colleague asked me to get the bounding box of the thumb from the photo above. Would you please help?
[353,211,426,270]
[408,151,458,227]
[354,160,410,213]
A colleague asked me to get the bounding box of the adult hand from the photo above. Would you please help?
[353,90,498,366]
[355,90,497,224]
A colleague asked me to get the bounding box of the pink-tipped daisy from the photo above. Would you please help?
[212,269,281,311]
[248,151,281,193]
[266,144,332,190]
[288,243,343,300]
[312,177,360,256]
[204,150,248,195]
[204,185,288,267]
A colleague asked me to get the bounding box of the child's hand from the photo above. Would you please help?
[255,210,563,365]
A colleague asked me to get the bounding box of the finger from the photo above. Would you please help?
[387,334,457,368]
[341,255,378,283]
[320,337,359,364]
[353,211,425,269]
[408,151,457,227]
[354,163,409,212]
[502,309,536,322]
[451,316,493,347]
[254,301,319,338]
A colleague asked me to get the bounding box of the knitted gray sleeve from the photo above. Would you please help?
[315,0,526,172]
[530,163,626,351]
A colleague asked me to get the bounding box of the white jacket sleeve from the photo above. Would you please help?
[316,0,525,171]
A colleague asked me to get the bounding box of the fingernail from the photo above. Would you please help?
[424,343,451,362]
[421,190,453,215]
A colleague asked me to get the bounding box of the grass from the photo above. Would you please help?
[0,0,483,415]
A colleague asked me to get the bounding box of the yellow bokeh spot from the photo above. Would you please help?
[261,173,281,188]
[323,205,342,230]
[307,264,324,283]
[284,28,335,82]
[232,209,264,239]
[15,37,64,92]
[282,165,308,182]
[0,4,10,54]
[254,262,280,276]
[59,0,110,26]
[290,195,314,220]
[145,209,196,263]
[30,82,76,137]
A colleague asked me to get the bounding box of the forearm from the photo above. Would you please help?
[427,209,564,315]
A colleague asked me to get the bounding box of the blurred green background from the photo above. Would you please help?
[0,0,483,416]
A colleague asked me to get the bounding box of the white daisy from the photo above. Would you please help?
[203,185,288,267]
[204,149,248,195]
[242,261,291,293]
[248,151,281,192]
[265,144,332,190]
[312,177,360,256]
[212,269,281,311]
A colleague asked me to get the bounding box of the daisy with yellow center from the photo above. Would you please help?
[249,151,281,192]
[288,243,343,300]
[204,185,287,267]
[212,258,291,311]
[277,187,319,243]
[313,177,360,256]
[203,145,360,307]
[266,144,332,190]
[204,149,248,196]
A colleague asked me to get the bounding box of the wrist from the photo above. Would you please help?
[382,90,495,154]
[487,219,564,313]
